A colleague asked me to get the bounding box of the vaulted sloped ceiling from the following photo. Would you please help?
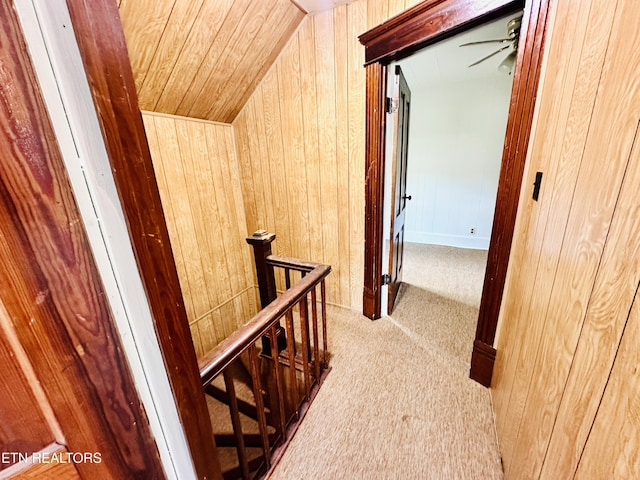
[118,0,305,123]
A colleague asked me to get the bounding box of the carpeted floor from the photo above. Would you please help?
[270,242,503,479]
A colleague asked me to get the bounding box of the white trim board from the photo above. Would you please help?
[405,231,490,250]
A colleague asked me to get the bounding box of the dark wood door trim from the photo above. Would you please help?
[363,62,388,318]
[359,0,551,387]
[360,0,521,65]
[65,0,222,477]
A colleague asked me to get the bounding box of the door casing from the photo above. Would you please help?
[359,0,551,386]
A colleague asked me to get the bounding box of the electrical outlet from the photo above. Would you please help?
[470,228,476,235]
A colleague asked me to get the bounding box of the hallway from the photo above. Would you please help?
[271,243,502,479]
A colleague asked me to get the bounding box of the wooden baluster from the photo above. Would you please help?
[269,325,287,440]
[284,268,291,290]
[321,280,328,368]
[284,310,299,418]
[247,344,271,468]
[311,287,321,381]
[299,294,312,398]
[223,368,250,480]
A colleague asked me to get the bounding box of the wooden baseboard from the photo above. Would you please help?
[470,340,496,387]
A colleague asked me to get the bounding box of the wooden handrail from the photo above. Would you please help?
[266,255,321,273]
[198,259,331,386]
[200,232,332,479]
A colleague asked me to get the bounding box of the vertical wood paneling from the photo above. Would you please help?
[367,0,389,28]
[253,87,278,240]
[314,10,341,303]
[233,105,259,234]
[514,2,640,472]
[334,6,351,306]
[298,17,324,268]
[278,35,310,261]
[541,118,640,478]
[231,0,394,309]
[262,68,293,263]
[509,0,639,475]
[143,112,257,352]
[575,285,640,478]
[492,0,640,477]
[225,126,258,319]
[347,0,367,308]
[492,0,614,461]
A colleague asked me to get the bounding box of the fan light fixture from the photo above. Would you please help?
[498,50,517,75]
[459,15,522,74]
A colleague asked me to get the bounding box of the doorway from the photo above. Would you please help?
[359,0,551,386]
[381,13,519,322]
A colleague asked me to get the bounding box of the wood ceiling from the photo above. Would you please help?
[118,0,306,123]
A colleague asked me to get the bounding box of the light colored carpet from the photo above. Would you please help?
[269,242,503,479]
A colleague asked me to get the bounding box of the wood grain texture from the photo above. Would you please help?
[362,61,387,317]
[335,6,351,307]
[117,0,176,94]
[0,311,53,471]
[361,0,519,63]
[541,118,640,478]
[233,4,367,309]
[0,2,164,476]
[347,0,367,309]
[7,445,81,480]
[66,0,222,476]
[119,0,305,123]
[491,0,614,462]
[575,284,640,479]
[504,0,640,475]
[143,112,258,353]
[490,0,640,477]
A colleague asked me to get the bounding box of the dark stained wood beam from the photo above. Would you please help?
[359,0,521,65]
[0,2,163,477]
[362,62,387,319]
[472,0,551,386]
[64,0,222,477]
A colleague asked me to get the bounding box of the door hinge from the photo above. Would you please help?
[386,96,398,114]
[382,273,391,285]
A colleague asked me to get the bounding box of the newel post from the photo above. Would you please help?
[246,230,277,308]
[246,230,285,355]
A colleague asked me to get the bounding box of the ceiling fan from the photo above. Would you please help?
[459,15,523,73]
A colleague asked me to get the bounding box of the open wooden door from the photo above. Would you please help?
[388,65,412,312]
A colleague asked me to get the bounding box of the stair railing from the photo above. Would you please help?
[198,231,331,480]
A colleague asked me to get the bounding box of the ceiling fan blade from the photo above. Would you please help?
[459,38,512,47]
[468,44,511,67]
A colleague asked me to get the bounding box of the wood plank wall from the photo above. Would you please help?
[142,112,258,356]
[492,0,640,477]
[233,0,420,309]
[118,0,305,123]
